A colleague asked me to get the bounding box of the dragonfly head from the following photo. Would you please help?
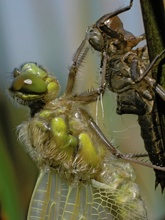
[9,62,60,107]
[86,26,104,51]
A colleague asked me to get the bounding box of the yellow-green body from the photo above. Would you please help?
[10,58,147,219]
[17,87,147,219]
[18,98,106,182]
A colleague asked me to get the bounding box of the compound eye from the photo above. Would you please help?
[21,63,47,78]
[86,27,104,51]
[9,62,60,104]
[10,63,48,94]
[10,73,47,94]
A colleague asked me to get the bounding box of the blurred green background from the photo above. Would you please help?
[0,0,165,219]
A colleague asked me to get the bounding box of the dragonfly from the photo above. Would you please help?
[8,35,149,219]
[86,0,165,191]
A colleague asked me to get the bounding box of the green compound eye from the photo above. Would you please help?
[10,63,48,94]
[21,63,47,78]
[9,63,60,101]
[10,73,47,94]
[9,62,60,104]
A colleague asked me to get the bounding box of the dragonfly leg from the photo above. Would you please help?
[73,53,107,102]
[127,153,148,158]
[139,49,165,100]
[137,49,165,82]
[65,38,89,95]
[72,87,104,102]
[80,108,165,172]
[143,75,165,101]
[80,108,119,155]
[96,0,133,37]
[135,33,146,43]
[100,52,108,87]
[72,52,107,102]
[155,84,165,101]
[124,48,165,101]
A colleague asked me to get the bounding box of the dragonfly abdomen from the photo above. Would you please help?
[138,103,165,190]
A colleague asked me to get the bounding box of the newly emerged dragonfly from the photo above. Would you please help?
[8,36,148,219]
[86,0,165,191]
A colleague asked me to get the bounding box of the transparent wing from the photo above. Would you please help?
[27,167,147,220]
[27,169,113,220]
[92,180,147,220]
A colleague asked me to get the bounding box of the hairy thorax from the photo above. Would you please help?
[18,97,107,183]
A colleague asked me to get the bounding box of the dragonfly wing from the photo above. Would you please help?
[92,180,147,220]
[27,169,113,220]
[27,169,53,220]
[94,159,148,220]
